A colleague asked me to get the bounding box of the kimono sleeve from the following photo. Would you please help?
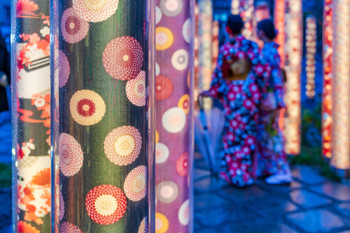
[208,45,229,100]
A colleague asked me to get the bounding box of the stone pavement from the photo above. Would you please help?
[194,153,350,233]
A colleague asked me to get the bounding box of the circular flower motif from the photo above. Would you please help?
[178,94,190,114]
[61,8,90,44]
[156,75,173,101]
[162,107,186,133]
[156,27,174,51]
[176,152,189,176]
[156,6,162,24]
[85,185,127,225]
[178,199,190,225]
[182,18,191,43]
[155,212,169,233]
[155,143,169,164]
[70,90,106,126]
[103,36,144,81]
[160,0,183,17]
[124,166,147,201]
[59,50,70,88]
[126,71,146,106]
[59,133,84,177]
[60,222,83,233]
[104,126,142,166]
[34,98,45,107]
[171,49,189,71]
[156,181,178,204]
[72,0,119,22]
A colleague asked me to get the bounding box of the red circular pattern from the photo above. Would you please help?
[59,50,70,88]
[123,165,147,201]
[76,99,96,117]
[103,36,143,81]
[155,75,173,101]
[59,133,84,177]
[85,185,127,225]
[126,71,146,106]
[70,90,106,126]
[176,152,189,176]
[60,222,83,233]
[61,8,89,44]
[104,126,142,166]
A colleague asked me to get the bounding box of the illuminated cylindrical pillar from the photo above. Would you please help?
[212,20,219,71]
[331,0,350,170]
[274,0,286,67]
[284,0,302,155]
[305,16,317,99]
[51,1,155,232]
[12,0,51,231]
[197,0,213,92]
[255,1,270,22]
[322,0,333,159]
[241,0,255,40]
[155,0,194,232]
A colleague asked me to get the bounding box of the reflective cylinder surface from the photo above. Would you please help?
[12,0,51,232]
[51,0,155,232]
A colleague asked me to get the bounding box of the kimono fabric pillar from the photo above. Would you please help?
[155,0,194,232]
[51,0,155,232]
[197,0,213,92]
[283,0,302,155]
[322,0,333,159]
[331,0,350,171]
[12,0,51,232]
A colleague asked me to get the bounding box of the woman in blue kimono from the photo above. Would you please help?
[256,19,292,184]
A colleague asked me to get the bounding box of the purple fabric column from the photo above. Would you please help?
[155,0,194,232]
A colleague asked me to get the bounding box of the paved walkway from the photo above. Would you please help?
[194,153,350,233]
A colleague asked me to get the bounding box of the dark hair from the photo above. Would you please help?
[257,19,277,40]
[226,15,244,34]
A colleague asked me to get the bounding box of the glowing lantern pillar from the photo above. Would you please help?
[331,0,350,170]
[51,0,155,232]
[155,0,194,232]
[283,0,303,155]
[12,0,51,231]
[322,0,333,159]
[274,0,286,67]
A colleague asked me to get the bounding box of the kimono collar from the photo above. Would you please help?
[265,41,280,49]
[228,35,245,44]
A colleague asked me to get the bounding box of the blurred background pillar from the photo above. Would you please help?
[51,0,155,232]
[283,0,303,155]
[331,0,350,172]
[274,0,286,68]
[12,0,51,232]
[322,0,333,159]
[197,0,213,93]
[155,0,194,232]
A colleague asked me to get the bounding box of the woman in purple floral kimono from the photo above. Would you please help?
[256,19,292,184]
[202,15,271,187]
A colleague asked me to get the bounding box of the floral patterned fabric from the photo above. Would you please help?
[53,1,151,232]
[208,35,271,187]
[256,42,290,177]
[14,0,51,231]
